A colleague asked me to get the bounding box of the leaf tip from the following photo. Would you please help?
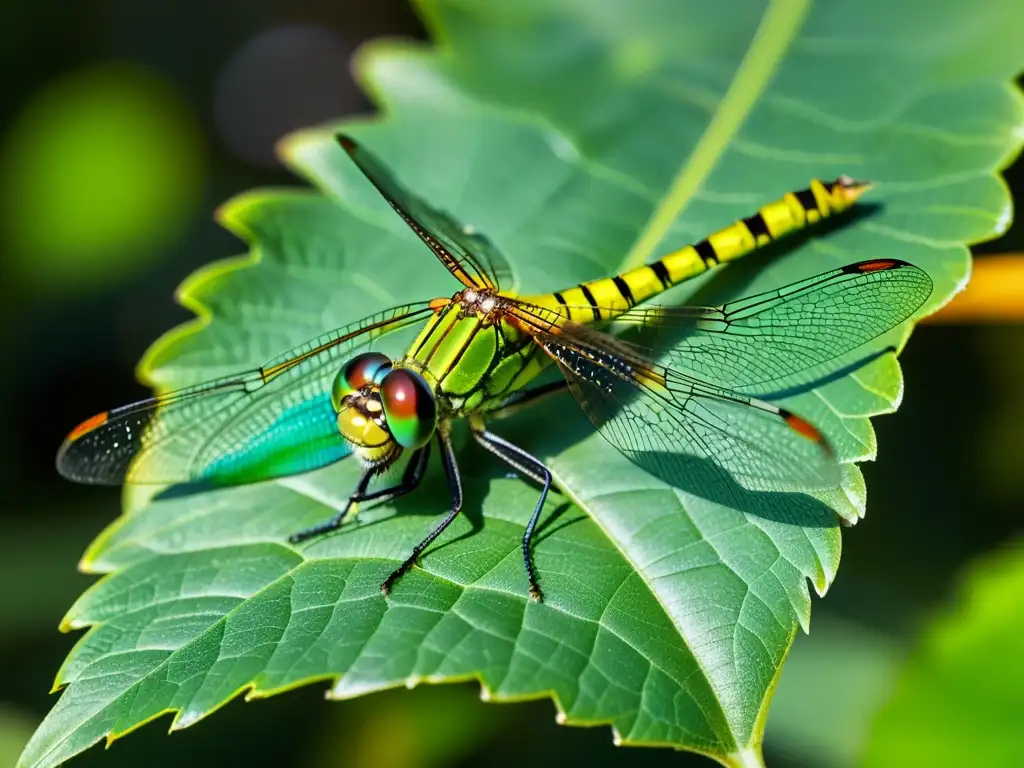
[210,198,237,229]
[76,552,100,574]
[211,191,274,235]
[172,710,203,731]
[58,615,87,633]
[994,198,1013,236]
[327,676,378,700]
[244,686,267,702]
[276,128,326,167]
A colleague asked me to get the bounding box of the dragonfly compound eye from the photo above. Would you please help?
[332,352,392,412]
[379,369,437,449]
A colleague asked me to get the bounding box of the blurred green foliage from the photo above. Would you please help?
[862,542,1024,766]
[0,63,204,294]
[0,707,38,768]
[768,617,902,767]
[977,326,1024,503]
[311,685,505,768]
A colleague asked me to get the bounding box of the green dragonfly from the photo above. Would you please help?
[57,135,933,600]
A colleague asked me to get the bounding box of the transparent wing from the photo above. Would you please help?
[539,328,841,493]
[609,259,933,394]
[339,134,513,291]
[512,260,932,495]
[57,303,434,486]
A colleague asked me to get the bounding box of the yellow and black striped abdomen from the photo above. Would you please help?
[531,176,871,324]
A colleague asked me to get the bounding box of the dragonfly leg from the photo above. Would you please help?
[471,426,551,602]
[382,429,464,596]
[482,380,567,496]
[354,443,431,506]
[289,446,429,544]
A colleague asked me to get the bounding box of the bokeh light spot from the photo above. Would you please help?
[0,62,205,294]
[213,24,361,167]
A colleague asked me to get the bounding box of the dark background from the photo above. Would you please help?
[1,2,1021,766]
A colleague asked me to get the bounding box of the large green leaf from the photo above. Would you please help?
[861,542,1024,767]
[22,1,1023,766]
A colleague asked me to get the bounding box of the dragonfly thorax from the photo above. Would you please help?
[332,352,438,457]
[456,287,504,320]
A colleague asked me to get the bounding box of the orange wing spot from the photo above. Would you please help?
[429,297,450,312]
[782,410,823,442]
[68,411,108,442]
[852,259,899,273]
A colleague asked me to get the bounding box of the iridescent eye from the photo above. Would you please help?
[332,352,391,412]
[379,369,437,449]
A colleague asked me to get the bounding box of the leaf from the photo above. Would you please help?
[861,542,1024,767]
[22,1,1023,766]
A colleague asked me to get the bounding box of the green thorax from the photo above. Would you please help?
[399,296,548,415]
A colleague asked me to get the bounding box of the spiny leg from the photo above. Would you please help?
[484,380,569,491]
[471,426,551,602]
[289,445,430,544]
[382,428,464,595]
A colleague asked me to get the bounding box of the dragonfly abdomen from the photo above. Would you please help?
[535,176,871,324]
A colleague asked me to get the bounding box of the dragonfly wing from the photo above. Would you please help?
[610,259,933,394]
[542,332,841,495]
[338,134,513,291]
[57,303,434,486]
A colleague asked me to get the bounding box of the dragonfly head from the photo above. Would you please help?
[332,352,437,452]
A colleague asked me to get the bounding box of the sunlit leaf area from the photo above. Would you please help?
[2,2,1023,767]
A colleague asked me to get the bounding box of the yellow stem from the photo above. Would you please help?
[926,254,1024,324]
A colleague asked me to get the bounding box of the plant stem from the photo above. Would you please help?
[926,254,1024,323]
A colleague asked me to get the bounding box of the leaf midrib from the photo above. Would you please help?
[621,0,812,271]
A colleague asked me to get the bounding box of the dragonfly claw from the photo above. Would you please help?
[381,557,416,596]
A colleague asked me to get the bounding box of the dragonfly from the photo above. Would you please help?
[57,134,933,601]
